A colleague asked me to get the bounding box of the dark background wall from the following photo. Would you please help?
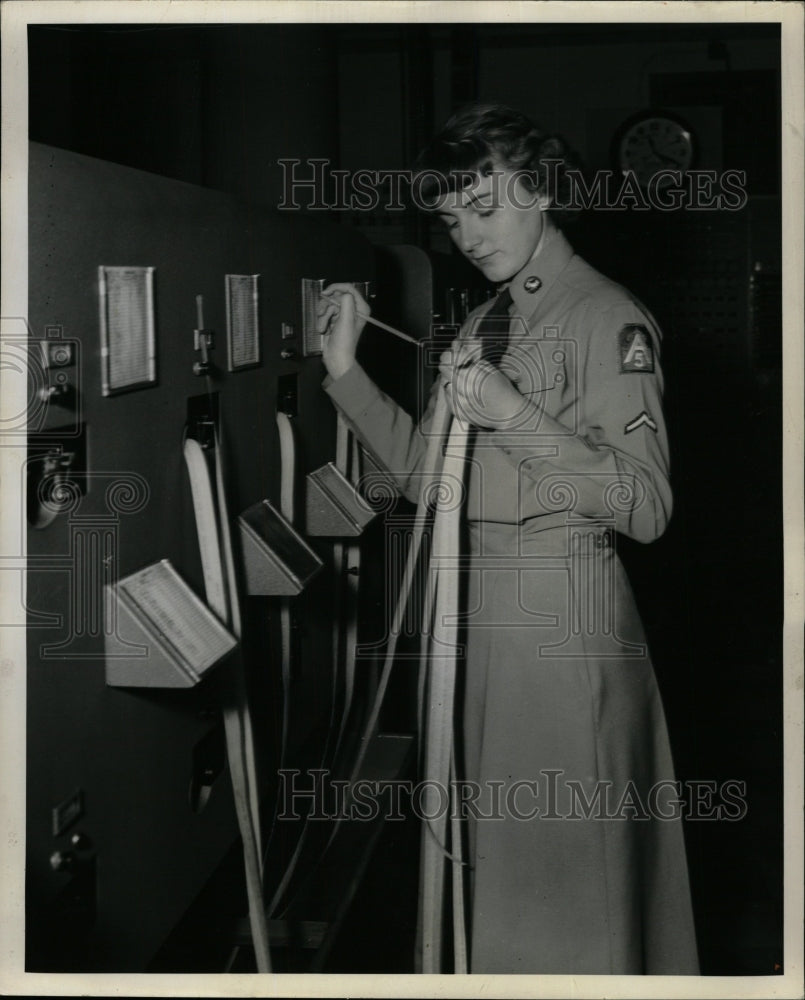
[27,21,783,976]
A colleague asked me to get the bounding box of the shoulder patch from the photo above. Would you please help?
[619,324,654,373]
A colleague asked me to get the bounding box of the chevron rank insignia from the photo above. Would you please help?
[619,324,654,373]
[625,411,658,434]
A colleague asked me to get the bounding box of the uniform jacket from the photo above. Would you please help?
[324,226,699,976]
[326,227,672,545]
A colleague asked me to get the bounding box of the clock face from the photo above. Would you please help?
[616,113,695,187]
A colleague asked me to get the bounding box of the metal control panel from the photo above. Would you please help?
[25,142,375,972]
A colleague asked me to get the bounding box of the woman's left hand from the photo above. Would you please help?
[438,338,532,429]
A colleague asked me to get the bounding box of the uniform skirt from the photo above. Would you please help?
[458,519,699,974]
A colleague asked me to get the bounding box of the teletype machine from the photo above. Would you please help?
[22,142,452,972]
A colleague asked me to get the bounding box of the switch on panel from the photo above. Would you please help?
[40,327,75,368]
[37,326,79,407]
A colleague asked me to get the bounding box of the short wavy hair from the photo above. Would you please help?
[413,102,580,226]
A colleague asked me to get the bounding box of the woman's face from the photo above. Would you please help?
[433,168,548,284]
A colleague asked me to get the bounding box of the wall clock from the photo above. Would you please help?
[612,110,696,187]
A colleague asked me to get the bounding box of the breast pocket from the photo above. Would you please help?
[504,335,575,424]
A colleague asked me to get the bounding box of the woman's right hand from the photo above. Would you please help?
[317,282,371,381]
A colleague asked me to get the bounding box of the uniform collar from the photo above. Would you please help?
[502,226,575,321]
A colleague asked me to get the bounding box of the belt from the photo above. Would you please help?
[468,519,614,557]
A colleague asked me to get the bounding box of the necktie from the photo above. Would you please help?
[477,286,513,366]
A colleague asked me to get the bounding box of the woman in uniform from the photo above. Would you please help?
[317,103,699,976]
